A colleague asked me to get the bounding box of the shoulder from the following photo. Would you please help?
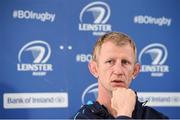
[142,106,169,119]
[73,104,94,119]
[134,100,168,119]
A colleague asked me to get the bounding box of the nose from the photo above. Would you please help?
[113,62,124,75]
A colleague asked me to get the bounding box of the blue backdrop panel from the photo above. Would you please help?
[0,0,180,119]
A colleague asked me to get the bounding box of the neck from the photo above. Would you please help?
[96,84,117,117]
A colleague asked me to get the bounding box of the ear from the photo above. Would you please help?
[88,60,99,78]
[132,63,141,79]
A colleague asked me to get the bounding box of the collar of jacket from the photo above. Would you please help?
[85,101,114,118]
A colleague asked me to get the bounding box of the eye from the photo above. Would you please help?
[105,59,115,65]
[122,59,130,65]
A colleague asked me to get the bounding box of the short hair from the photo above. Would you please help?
[92,32,137,63]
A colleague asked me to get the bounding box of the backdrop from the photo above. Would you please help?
[0,0,180,119]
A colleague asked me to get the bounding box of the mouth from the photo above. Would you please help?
[111,80,126,88]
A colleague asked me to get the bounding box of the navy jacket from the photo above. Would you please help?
[73,100,168,119]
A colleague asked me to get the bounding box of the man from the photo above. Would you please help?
[74,32,168,119]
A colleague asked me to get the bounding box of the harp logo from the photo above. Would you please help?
[17,40,53,76]
[79,1,112,36]
[138,43,169,77]
[81,83,98,104]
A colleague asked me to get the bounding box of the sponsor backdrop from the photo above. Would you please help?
[0,0,180,119]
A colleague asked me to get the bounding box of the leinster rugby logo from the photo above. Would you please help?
[138,43,169,77]
[81,83,98,104]
[79,1,112,36]
[17,40,53,76]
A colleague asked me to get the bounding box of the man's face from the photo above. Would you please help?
[95,41,139,91]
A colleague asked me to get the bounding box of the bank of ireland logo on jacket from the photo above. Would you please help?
[17,40,53,76]
[138,43,169,77]
[79,1,112,36]
[81,83,98,104]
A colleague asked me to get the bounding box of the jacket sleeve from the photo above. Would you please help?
[116,116,132,119]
